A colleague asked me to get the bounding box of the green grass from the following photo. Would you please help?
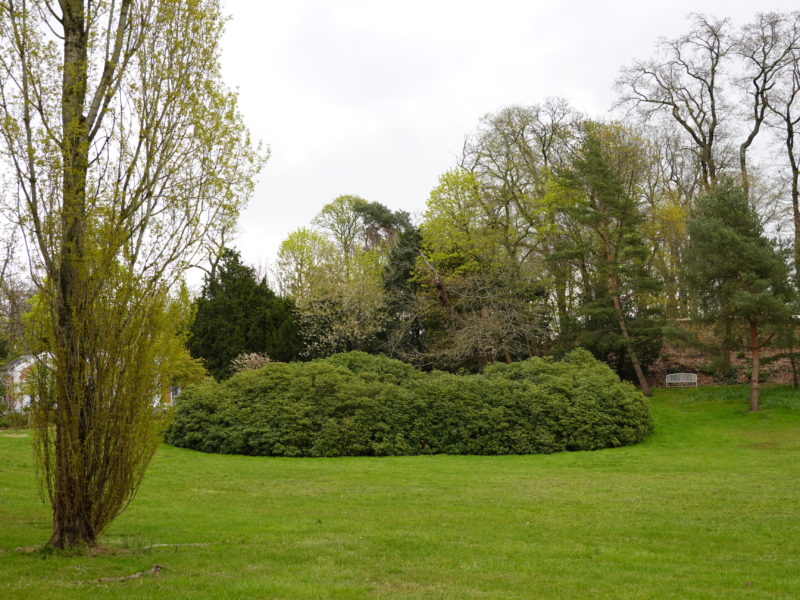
[1,385,799,599]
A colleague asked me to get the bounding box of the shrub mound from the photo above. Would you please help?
[166,349,652,456]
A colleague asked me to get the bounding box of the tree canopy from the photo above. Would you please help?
[189,249,300,380]
[686,179,796,409]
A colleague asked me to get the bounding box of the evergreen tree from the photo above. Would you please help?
[558,122,663,395]
[379,227,426,361]
[686,179,796,410]
[189,249,301,379]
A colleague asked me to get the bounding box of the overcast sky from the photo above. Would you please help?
[218,0,799,275]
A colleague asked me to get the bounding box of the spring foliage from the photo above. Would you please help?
[166,350,652,457]
[0,0,262,548]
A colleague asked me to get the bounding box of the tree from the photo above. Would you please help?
[686,179,795,410]
[276,228,338,298]
[459,101,583,340]
[0,1,262,548]
[764,13,800,284]
[352,199,410,250]
[417,169,551,370]
[189,249,300,380]
[618,11,800,284]
[312,195,367,261]
[379,226,426,361]
[735,12,800,200]
[293,244,387,358]
[618,14,733,192]
[277,198,410,358]
[556,122,663,395]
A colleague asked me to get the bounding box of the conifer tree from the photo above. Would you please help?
[189,249,301,379]
[686,179,795,410]
[558,122,663,395]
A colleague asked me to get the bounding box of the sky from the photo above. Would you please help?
[218,0,800,275]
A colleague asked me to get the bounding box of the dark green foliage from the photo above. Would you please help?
[351,199,412,248]
[555,123,664,387]
[0,407,30,429]
[685,180,796,407]
[167,349,652,457]
[484,349,653,449]
[188,248,302,379]
[379,227,427,360]
[318,351,423,386]
[577,297,664,381]
[686,180,794,329]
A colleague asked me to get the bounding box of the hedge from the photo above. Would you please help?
[166,349,652,456]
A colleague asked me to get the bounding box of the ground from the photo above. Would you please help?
[1,385,798,599]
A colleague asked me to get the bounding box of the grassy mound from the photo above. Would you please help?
[166,349,652,456]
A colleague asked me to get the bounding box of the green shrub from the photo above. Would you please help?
[0,408,30,429]
[484,349,653,449]
[318,351,424,386]
[167,349,653,457]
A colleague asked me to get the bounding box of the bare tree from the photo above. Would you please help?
[736,12,800,199]
[764,13,800,281]
[617,14,734,192]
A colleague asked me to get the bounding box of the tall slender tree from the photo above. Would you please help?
[0,1,262,548]
[557,122,663,396]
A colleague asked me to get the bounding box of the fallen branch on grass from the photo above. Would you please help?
[88,564,163,584]
[147,542,211,549]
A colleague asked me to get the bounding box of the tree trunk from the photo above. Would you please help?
[49,492,95,549]
[608,275,651,397]
[50,0,95,549]
[720,318,733,368]
[749,322,760,412]
[739,146,751,202]
[792,172,800,288]
[553,267,570,335]
[783,113,799,288]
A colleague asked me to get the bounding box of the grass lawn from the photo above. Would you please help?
[1,385,799,599]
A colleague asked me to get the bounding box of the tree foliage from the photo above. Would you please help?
[554,122,663,394]
[0,0,262,548]
[686,179,796,409]
[189,248,300,380]
[618,11,800,278]
[277,196,411,358]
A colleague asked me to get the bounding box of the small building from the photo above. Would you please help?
[1,355,36,412]
[2,354,182,412]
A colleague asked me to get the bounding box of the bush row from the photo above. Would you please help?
[0,407,29,429]
[166,349,652,456]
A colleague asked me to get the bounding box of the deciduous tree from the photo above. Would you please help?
[0,0,262,548]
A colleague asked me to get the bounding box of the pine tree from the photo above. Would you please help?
[379,227,428,361]
[189,249,301,379]
[686,179,795,410]
[558,122,663,395]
